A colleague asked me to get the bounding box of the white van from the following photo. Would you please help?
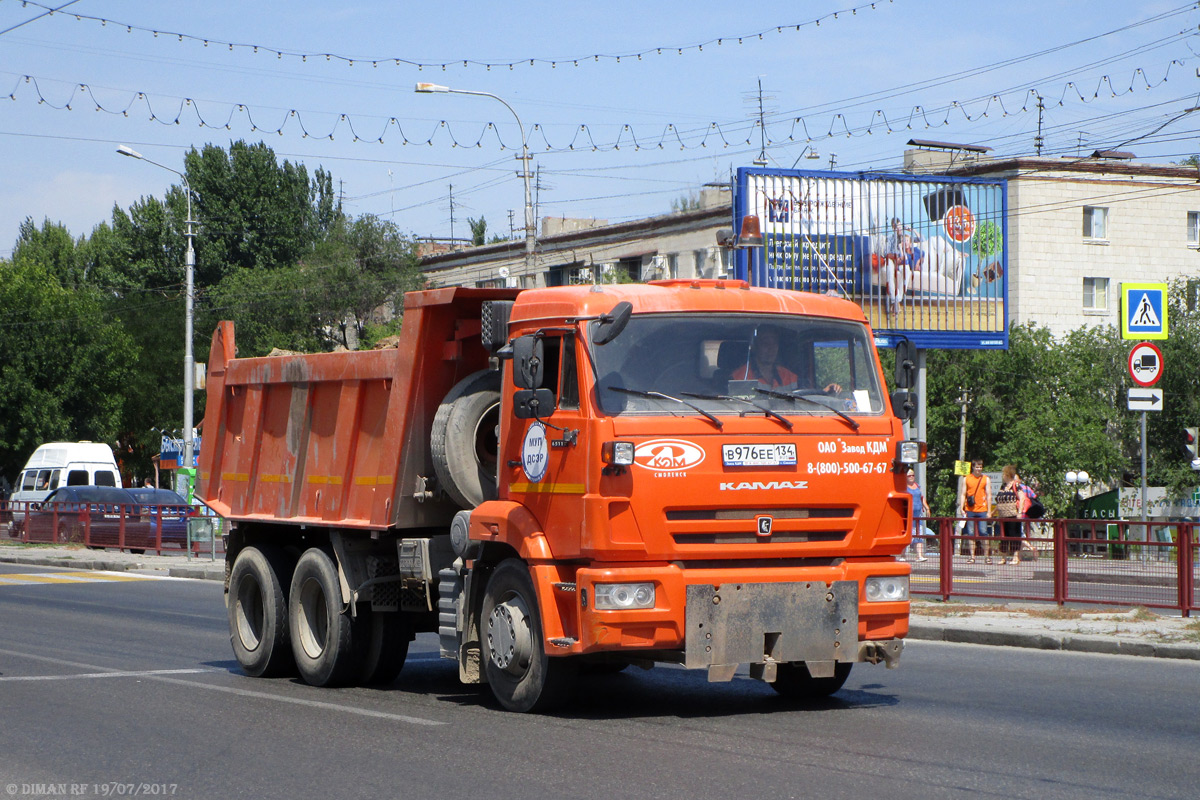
[10,442,123,532]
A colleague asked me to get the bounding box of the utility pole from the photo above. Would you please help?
[1034,94,1045,156]
[448,184,456,242]
[957,389,969,511]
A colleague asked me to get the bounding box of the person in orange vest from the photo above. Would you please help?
[957,459,993,563]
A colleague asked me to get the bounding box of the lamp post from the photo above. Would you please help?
[117,145,196,473]
[415,83,534,286]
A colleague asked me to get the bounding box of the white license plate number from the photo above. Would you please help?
[722,443,797,467]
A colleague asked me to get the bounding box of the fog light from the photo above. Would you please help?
[601,441,635,466]
[865,575,909,603]
[594,582,655,610]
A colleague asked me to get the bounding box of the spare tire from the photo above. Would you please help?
[431,370,502,509]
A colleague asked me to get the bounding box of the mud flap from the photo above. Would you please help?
[684,581,858,680]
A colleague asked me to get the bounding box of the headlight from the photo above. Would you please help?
[865,575,909,603]
[594,582,656,610]
[896,440,927,464]
[601,441,635,466]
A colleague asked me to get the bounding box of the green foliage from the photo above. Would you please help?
[0,258,135,479]
[467,216,488,247]
[671,192,702,213]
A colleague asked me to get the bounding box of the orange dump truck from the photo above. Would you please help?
[199,280,921,712]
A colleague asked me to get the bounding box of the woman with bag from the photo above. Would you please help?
[994,465,1024,563]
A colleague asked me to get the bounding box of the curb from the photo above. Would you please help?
[909,621,1200,661]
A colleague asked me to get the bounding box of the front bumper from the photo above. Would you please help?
[565,561,908,675]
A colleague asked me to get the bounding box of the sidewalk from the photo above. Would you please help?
[2,543,1198,661]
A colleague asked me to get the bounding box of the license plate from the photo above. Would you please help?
[722,443,797,467]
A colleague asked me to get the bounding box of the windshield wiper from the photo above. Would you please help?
[682,392,792,431]
[755,387,860,431]
[608,386,723,430]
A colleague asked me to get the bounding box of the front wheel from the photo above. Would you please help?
[481,559,575,712]
[771,661,853,700]
[289,548,356,687]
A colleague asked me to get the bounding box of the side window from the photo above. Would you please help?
[49,469,61,489]
[66,469,89,486]
[36,469,52,490]
[21,471,36,491]
[95,471,117,487]
[559,335,580,411]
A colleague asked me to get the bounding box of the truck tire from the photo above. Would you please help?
[771,661,853,700]
[289,547,356,687]
[431,370,502,509]
[354,607,410,686]
[481,558,576,712]
[228,545,294,678]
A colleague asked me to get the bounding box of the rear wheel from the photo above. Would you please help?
[771,661,853,700]
[228,545,294,677]
[481,559,575,712]
[289,548,356,687]
[431,370,502,509]
[354,607,411,686]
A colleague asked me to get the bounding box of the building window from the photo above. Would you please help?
[1188,212,1200,247]
[1083,277,1108,312]
[693,249,708,277]
[1083,206,1108,241]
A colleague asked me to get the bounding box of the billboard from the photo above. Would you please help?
[734,167,1008,349]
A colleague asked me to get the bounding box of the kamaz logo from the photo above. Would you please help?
[720,480,809,491]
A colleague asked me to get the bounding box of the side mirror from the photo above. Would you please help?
[513,388,556,420]
[592,301,633,346]
[512,335,544,389]
[891,390,918,422]
[894,340,916,389]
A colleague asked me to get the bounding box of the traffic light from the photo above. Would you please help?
[1183,428,1199,462]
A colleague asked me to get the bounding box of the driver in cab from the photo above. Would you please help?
[731,327,843,394]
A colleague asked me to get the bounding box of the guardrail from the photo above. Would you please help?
[0,499,212,556]
[912,516,1197,616]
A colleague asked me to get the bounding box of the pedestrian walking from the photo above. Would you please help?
[957,459,992,563]
[905,470,930,562]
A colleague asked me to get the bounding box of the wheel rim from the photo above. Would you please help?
[234,574,265,651]
[473,401,501,472]
[487,591,533,677]
[297,576,329,660]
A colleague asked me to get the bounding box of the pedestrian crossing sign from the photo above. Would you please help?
[1121,282,1167,340]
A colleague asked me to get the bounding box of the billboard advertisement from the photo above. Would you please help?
[734,167,1008,349]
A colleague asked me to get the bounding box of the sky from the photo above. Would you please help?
[2,0,1199,258]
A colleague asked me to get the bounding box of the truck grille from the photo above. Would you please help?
[665,507,854,546]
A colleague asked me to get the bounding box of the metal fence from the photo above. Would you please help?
[0,499,217,556]
[911,516,1197,615]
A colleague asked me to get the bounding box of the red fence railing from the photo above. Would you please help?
[0,499,210,556]
[911,516,1197,615]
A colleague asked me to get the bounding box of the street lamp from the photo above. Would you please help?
[790,145,821,169]
[117,145,197,474]
[415,82,534,286]
[1065,470,1090,515]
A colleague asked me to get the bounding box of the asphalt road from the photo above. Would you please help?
[1,563,1197,800]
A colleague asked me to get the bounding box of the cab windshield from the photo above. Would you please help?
[589,313,886,419]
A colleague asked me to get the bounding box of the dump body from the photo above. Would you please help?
[199,286,516,530]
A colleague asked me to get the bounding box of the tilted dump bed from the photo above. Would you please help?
[197,287,517,530]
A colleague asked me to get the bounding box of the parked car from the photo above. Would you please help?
[126,487,195,548]
[24,486,148,550]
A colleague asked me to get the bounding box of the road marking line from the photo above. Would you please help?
[0,571,160,585]
[0,668,214,682]
[0,647,446,727]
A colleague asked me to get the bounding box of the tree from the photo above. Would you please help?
[467,216,488,247]
[183,141,330,286]
[0,257,135,479]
